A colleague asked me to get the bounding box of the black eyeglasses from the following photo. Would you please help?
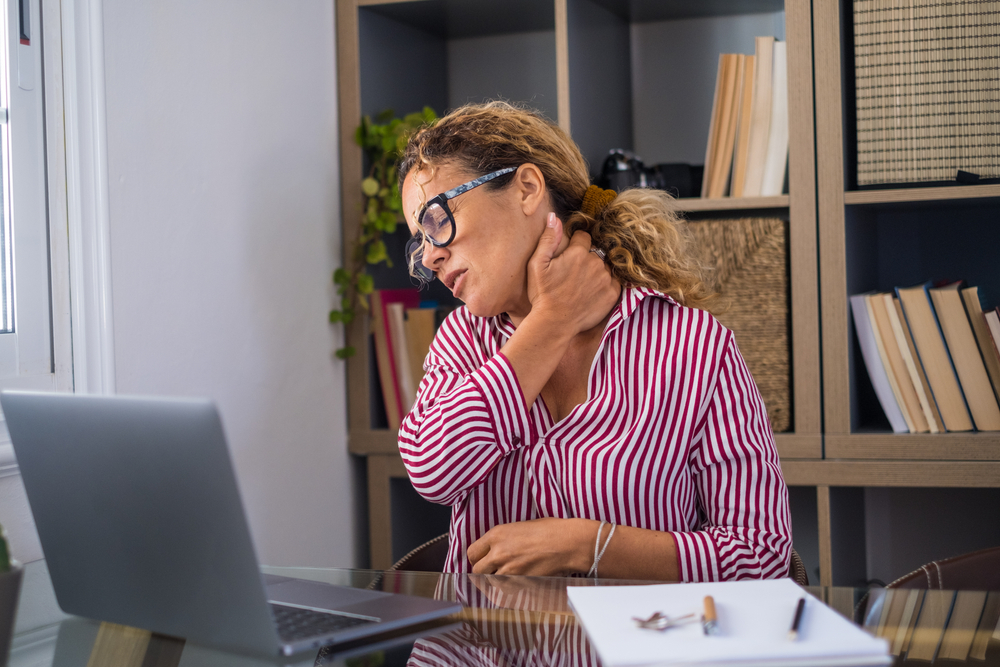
[405,166,517,283]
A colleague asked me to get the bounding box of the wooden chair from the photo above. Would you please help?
[389,533,810,586]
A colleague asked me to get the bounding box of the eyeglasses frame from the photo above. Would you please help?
[406,166,518,281]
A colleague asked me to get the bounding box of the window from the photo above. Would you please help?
[0,0,57,472]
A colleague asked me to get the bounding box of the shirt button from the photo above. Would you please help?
[512,436,521,445]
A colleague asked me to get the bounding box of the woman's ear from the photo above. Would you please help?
[513,164,547,217]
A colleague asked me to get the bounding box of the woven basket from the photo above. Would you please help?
[685,217,791,433]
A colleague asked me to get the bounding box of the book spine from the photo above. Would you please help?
[851,293,908,433]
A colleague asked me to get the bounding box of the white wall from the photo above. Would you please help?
[100,0,352,567]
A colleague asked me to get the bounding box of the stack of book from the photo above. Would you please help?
[369,289,440,430]
[701,36,788,199]
[851,282,1000,433]
[853,1,1000,186]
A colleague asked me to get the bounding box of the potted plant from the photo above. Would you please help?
[330,107,436,358]
[0,525,22,666]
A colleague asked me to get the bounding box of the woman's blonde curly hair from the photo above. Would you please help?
[399,101,714,309]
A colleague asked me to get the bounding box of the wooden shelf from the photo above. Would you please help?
[348,428,399,456]
[674,195,789,212]
[776,433,822,460]
[782,460,1000,487]
[587,0,784,22]
[340,0,824,574]
[825,432,1000,461]
[844,183,1000,206]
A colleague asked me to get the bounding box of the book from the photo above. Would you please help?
[872,589,895,639]
[969,591,1000,661]
[404,307,437,392]
[741,36,775,197]
[961,286,1000,403]
[700,54,728,199]
[937,590,988,662]
[929,282,1000,430]
[892,589,923,657]
[386,303,417,414]
[370,289,421,430]
[850,293,907,433]
[867,294,925,432]
[897,589,926,658]
[715,53,744,198]
[702,54,742,199]
[759,40,788,196]
[987,309,1000,359]
[566,578,890,667]
[888,295,943,433]
[905,589,955,662]
[896,283,974,432]
[873,589,911,655]
[729,54,755,198]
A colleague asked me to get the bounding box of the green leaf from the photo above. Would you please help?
[378,211,397,232]
[333,268,350,285]
[329,310,343,323]
[366,239,388,264]
[362,177,380,197]
[335,346,356,359]
[341,310,355,324]
[381,135,395,153]
[423,106,437,123]
[357,273,374,294]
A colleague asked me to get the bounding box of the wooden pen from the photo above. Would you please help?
[702,595,719,635]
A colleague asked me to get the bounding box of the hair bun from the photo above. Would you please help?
[580,184,617,217]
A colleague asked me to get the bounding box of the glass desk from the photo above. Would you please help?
[8,560,1000,666]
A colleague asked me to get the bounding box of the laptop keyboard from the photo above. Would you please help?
[270,603,377,642]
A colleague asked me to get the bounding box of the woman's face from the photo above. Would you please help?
[402,162,547,320]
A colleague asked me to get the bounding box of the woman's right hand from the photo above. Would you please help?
[526,213,620,335]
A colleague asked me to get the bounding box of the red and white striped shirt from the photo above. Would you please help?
[398,287,791,581]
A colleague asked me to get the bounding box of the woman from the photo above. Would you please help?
[397,101,791,581]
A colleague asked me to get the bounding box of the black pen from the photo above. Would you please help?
[787,597,806,641]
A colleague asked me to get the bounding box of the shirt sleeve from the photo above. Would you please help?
[672,332,793,582]
[398,310,532,507]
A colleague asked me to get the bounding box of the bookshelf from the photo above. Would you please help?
[812,0,1000,586]
[337,0,822,570]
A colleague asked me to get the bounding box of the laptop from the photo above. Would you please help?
[1,390,461,657]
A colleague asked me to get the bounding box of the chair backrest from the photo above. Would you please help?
[789,548,809,586]
[886,545,1000,590]
[389,533,450,572]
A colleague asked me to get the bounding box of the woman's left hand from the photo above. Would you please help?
[467,517,595,576]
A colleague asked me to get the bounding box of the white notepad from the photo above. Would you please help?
[567,578,890,667]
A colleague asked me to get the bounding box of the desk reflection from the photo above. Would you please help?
[402,572,624,667]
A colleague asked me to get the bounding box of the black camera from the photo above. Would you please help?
[596,150,703,199]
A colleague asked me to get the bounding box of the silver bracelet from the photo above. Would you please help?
[587,521,616,578]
